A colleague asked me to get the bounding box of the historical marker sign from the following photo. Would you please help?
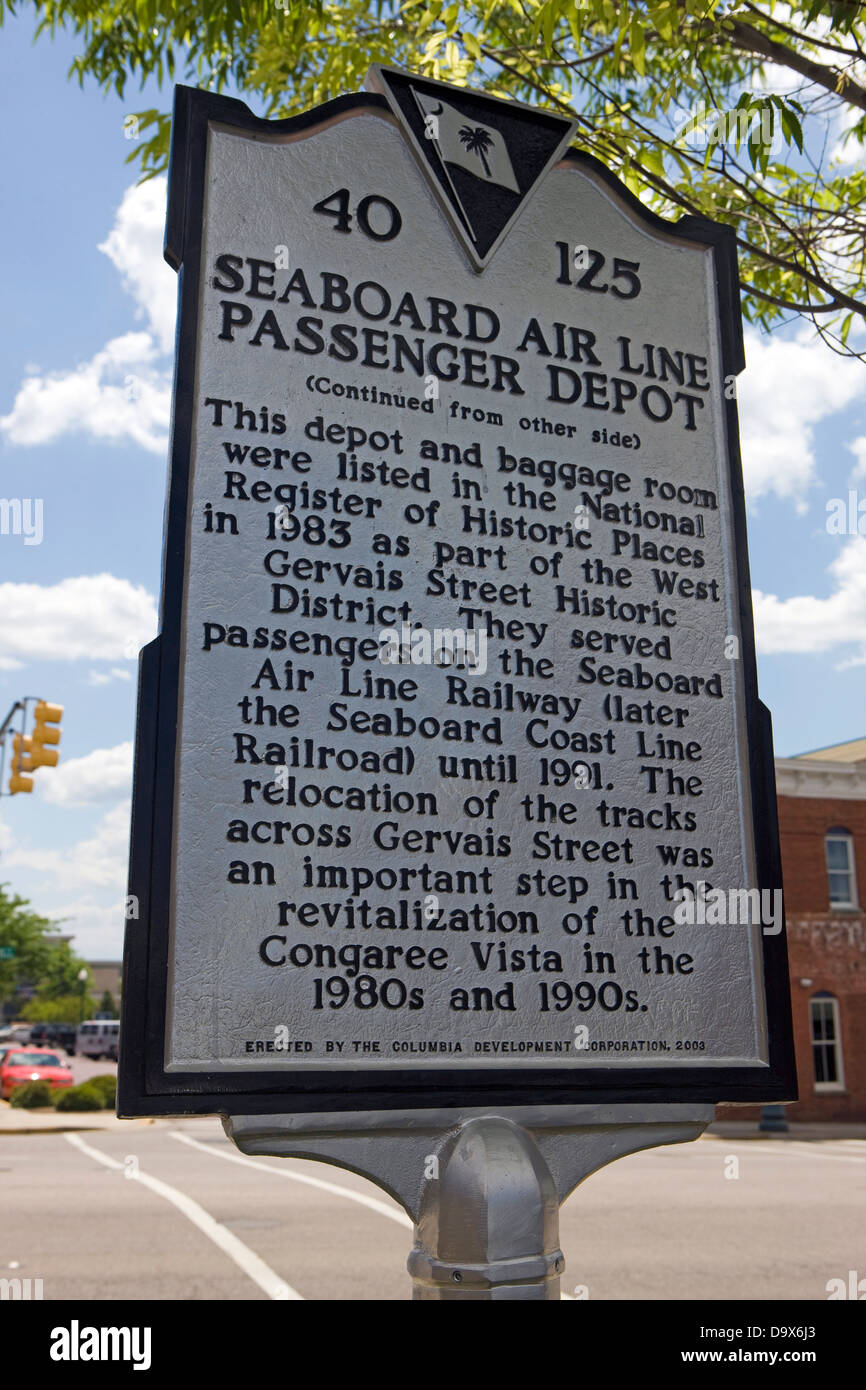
[119,70,796,1116]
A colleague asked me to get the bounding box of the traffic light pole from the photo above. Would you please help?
[226,1104,714,1300]
[0,701,24,742]
[0,700,25,797]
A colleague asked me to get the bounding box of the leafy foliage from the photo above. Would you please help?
[54,1081,105,1111]
[24,993,96,1022]
[2,0,865,353]
[85,1072,117,1106]
[0,883,87,1013]
[8,1079,55,1108]
[98,990,118,1017]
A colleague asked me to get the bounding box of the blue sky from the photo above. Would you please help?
[0,14,864,959]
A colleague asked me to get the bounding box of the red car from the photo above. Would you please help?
[0,1048,73,1100]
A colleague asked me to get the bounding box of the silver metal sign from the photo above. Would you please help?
[119,67,795,1116]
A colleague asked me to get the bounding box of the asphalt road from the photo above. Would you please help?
[68,1055,119,1087]
[1,1119,863,1301]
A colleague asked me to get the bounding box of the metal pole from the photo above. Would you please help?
[0,701,24,742]
[227,1102,714,1301]
[759,1103,789,1133]
[408,1116,562,1300]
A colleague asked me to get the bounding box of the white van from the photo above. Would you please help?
[76,1019,120,1060]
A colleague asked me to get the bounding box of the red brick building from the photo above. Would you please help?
[770,737,866,1122]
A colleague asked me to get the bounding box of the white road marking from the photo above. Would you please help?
[174,1131,572,1296]
[64,1132,302,1300]
[170,1129,413,1229]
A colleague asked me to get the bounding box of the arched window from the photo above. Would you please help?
[825,828,857,909]
[809,992,844,1091]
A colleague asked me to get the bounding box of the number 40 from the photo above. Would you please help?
[313,187,402,241]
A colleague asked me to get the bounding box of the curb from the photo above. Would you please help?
[0,1114,158,1136]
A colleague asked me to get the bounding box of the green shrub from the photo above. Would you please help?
[87,1074,117,1107]
[9,1080,54,1108]
[54,1082,104,1112]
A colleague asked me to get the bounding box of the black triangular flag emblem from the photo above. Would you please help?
[366,65,577,272]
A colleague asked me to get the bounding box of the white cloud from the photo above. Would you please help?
[738,329,864,508]
[0,803,132,957]
[2,801,131,896]
[831,102,866,167]
[0,178,173,455]
[0,332,171,455]
[753,536,866,665]
[42,742,134,807]
[750,63,806,101]
[0,574,157,663]
[87,667,133,687]
[98,178,175,353]
[848,436,866,482]
[44,896,129,959]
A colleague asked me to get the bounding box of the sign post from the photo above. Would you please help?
[119,67,795,1298]
[225,1102,713,1299]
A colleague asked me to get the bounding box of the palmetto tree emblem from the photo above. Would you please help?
[458,125,495,178]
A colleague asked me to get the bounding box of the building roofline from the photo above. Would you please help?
[776,755,866,801]
[794,735,866,761]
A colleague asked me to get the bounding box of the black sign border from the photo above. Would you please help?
[119,83,797,1116]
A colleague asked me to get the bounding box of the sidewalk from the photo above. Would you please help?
[0,1103,162,1134]
[706,1121,866,1141]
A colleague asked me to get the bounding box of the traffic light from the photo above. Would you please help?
[30,701,63,768]
[9,733,34,795]
[4,699,62,794]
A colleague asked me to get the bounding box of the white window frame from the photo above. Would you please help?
[810,995,845,1093]
[825,830,858,910]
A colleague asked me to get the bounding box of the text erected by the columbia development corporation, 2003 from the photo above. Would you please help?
[241,1036,708,1055]
[163,116,767,1071]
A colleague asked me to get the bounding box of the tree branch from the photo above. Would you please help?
[741,1,865,60]
[723,19,866,112]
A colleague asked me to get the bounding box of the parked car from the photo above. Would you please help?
[29,1023,77,1056]
[76,1019,120,1061]
[0,1048,73,1100]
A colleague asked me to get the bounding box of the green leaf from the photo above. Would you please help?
[541,0,558,57]
[629,15,645,76]
[3,0,863,354]
[641,143,665,181]
[781,105,804,155]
